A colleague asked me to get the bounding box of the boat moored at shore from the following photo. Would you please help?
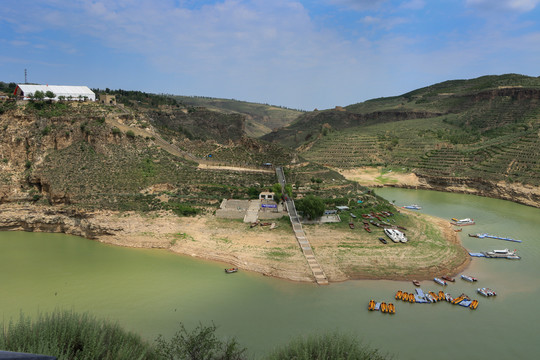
[403,204,422,210]
[384,228,408,243]
[477,288,497,297]
[450,218,475,226]
[461,274,478,282]
[484,249,521,259]
[434,277,447,286]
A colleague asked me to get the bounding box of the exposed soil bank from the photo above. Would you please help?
[0,204,469,284]
[338,167,540,209]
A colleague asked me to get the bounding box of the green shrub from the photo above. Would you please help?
[247,186,260,199]
[155,322,246,360]
[169,202,200,216]
[0,311,158,360]
[112,127,121,135]
[126,130,136,138]
[296,195,325,220]
[265,332,389,360]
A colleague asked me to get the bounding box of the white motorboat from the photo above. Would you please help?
[450,218,475,226]
[384,228,408,243]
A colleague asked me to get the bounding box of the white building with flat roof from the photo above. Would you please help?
[14,84,95,101]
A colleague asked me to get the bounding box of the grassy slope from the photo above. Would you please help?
[0,101,284,211]
[267,74,540,186]
[1,100,378,213]
[175,96,303,137]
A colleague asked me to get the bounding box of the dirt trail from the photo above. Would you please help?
[197,163,274,173]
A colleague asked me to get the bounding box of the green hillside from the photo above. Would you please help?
[0,95,365,213]
[264,74,540,187]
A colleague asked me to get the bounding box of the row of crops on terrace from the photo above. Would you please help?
[466,131,540,184]
[302,115,540,185]
[302,117,461,168]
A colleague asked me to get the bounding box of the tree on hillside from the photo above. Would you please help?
[296,195,325,220]
[272,183,282,201]
[284,184,293,199]
[45,90,56,99]
[31,91,45,101]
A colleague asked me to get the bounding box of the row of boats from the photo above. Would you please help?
[411,275,477,287]
[368,300,396,314]
[395,288,480,310]
[361,211,395,220]
[452,216,523,260]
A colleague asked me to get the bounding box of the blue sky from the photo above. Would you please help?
[1,0,540,110]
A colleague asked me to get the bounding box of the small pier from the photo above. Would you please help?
[468,233,522,243]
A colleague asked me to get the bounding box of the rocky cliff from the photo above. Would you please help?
[0,206,120,239]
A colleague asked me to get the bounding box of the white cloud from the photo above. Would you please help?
[2,0,540,109]
[400,0,425,10]
[360,15,408,30]
[327,0,388,11]
[466,0,540,12]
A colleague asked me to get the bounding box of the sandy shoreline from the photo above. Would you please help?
[0,204,470,284]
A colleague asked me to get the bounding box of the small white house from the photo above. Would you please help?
[14,84,96,101]
[259,191,275,200]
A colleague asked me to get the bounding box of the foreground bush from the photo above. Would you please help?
[265,332,389,360]
[0,311,158,360]
[1,312,388,360]
[155,322,246,360]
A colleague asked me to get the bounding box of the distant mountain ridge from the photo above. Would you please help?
[174,95,304,138]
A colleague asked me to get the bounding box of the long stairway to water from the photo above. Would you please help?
[276,167,329,285]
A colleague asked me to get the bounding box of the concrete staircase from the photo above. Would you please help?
[276,167,329,285]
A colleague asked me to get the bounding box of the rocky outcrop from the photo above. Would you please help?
[0,206,121,239]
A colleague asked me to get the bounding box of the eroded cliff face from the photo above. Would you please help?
[0,103,150,205]
[0,206,120,239]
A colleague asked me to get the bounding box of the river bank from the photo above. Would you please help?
[337,167,540,209]
[0,204,469,283]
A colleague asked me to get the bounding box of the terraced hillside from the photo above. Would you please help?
[304,115,540,185]
[263,74,540,206]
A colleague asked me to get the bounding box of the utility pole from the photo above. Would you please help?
[24,69,27,84]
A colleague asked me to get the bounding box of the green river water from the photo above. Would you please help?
[1,188,539,359]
